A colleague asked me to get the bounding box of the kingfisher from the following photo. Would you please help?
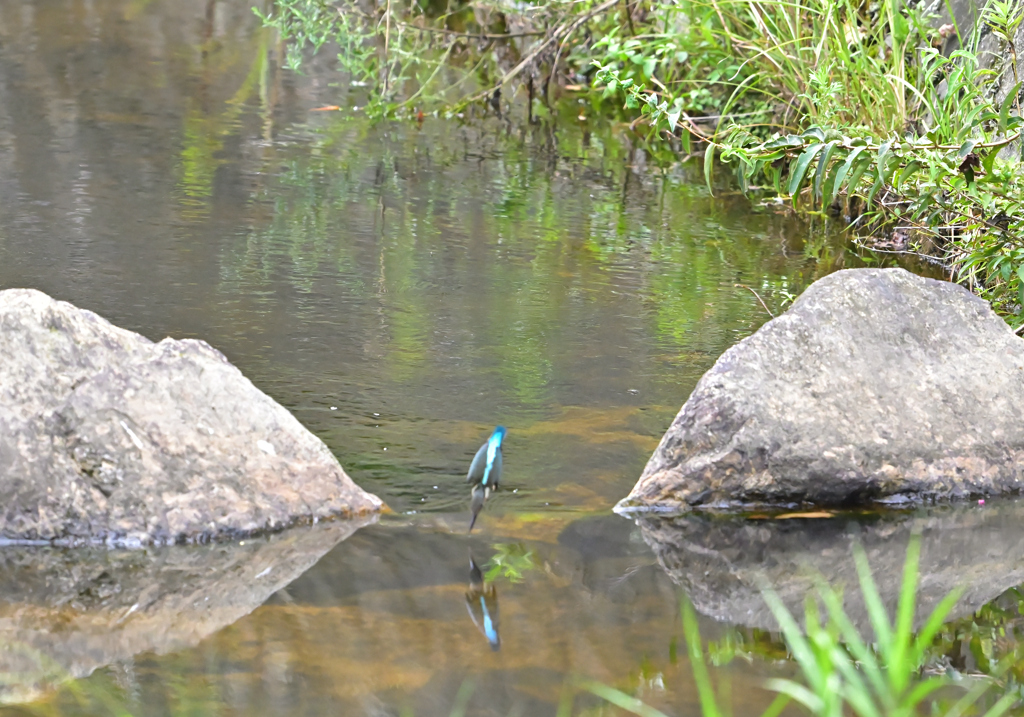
[467,425,506,532]
[465,554,500,651]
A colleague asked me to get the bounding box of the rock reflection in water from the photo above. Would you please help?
[632,500,1024,631]
[0,517,374,704]
[465,554,500,651]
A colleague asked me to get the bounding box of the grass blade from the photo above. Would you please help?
[981,691,1020,717]
[816,584,888,705]
[581,681,673,717]
[902,676,947,708]
[911,585,963,661]
[450,680,475,717]
[853,544,892,656]
[888,534,922,695]
[761,589,824,690]
[682,596,724,717]
[763,679,824,713]
[760,693,791,717]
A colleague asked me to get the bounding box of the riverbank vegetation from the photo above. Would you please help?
[260,0,1024,328]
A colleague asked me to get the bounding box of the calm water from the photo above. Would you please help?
[0,2,1013,716]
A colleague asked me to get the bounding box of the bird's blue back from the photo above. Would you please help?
[467,426,506,488]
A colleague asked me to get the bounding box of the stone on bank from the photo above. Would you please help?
[617,268,1024,512]
[0,288,382,545]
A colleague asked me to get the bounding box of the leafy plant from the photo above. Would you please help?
[597,0,1024,328]
[484,542,538,583]
[584,535,1020,717]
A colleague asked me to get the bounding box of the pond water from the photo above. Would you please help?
[0,1,1014,716]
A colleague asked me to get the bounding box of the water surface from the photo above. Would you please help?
[0,2,1007,716]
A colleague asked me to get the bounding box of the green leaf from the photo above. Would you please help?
[867,175,884,206]
[881,152,902,186]
[802,126,827,142]
[813,141,839,206]
[983,149,998,174]
[764,134,805,150]
[891,11,910,43]
[787,143,825,199]
[736,160,749,194]
[830,146,865,205]
[896,160,923,190]
[958,139,979,158]
[821,158,843,208]
[875,140,892,181]
[999,81,1022,132]
[846,153,873,197]
[704,144,716,195]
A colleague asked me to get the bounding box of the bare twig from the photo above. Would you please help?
[383,0,392,97]
[735,284,775,318]
[622,0,636,36]
[470,0,620,103]
[849,238,950,267]
[392,22,546,39]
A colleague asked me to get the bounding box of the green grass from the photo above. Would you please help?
[582,534,1021,717]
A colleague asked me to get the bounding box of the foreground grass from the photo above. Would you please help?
[584,535,1020,717]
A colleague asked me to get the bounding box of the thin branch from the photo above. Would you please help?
[392,22,546,39]
[849,238,950,267]
[383,0,392,97]
[735,284,775,318]
[470,0,620,103]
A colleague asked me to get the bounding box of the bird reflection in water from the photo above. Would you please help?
[465,554,500,651]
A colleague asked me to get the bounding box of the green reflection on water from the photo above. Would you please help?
[213,110,856,514]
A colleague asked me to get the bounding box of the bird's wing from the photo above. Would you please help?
[467,442,488,484]
[484,448,501,489]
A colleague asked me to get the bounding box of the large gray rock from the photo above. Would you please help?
[617,268,1024,512]
[0,288,382,545]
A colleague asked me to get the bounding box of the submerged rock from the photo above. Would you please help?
[618,268,1024,512]
[0,288,382,545]
[0,518,372,703]
[633,501,1024,631]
